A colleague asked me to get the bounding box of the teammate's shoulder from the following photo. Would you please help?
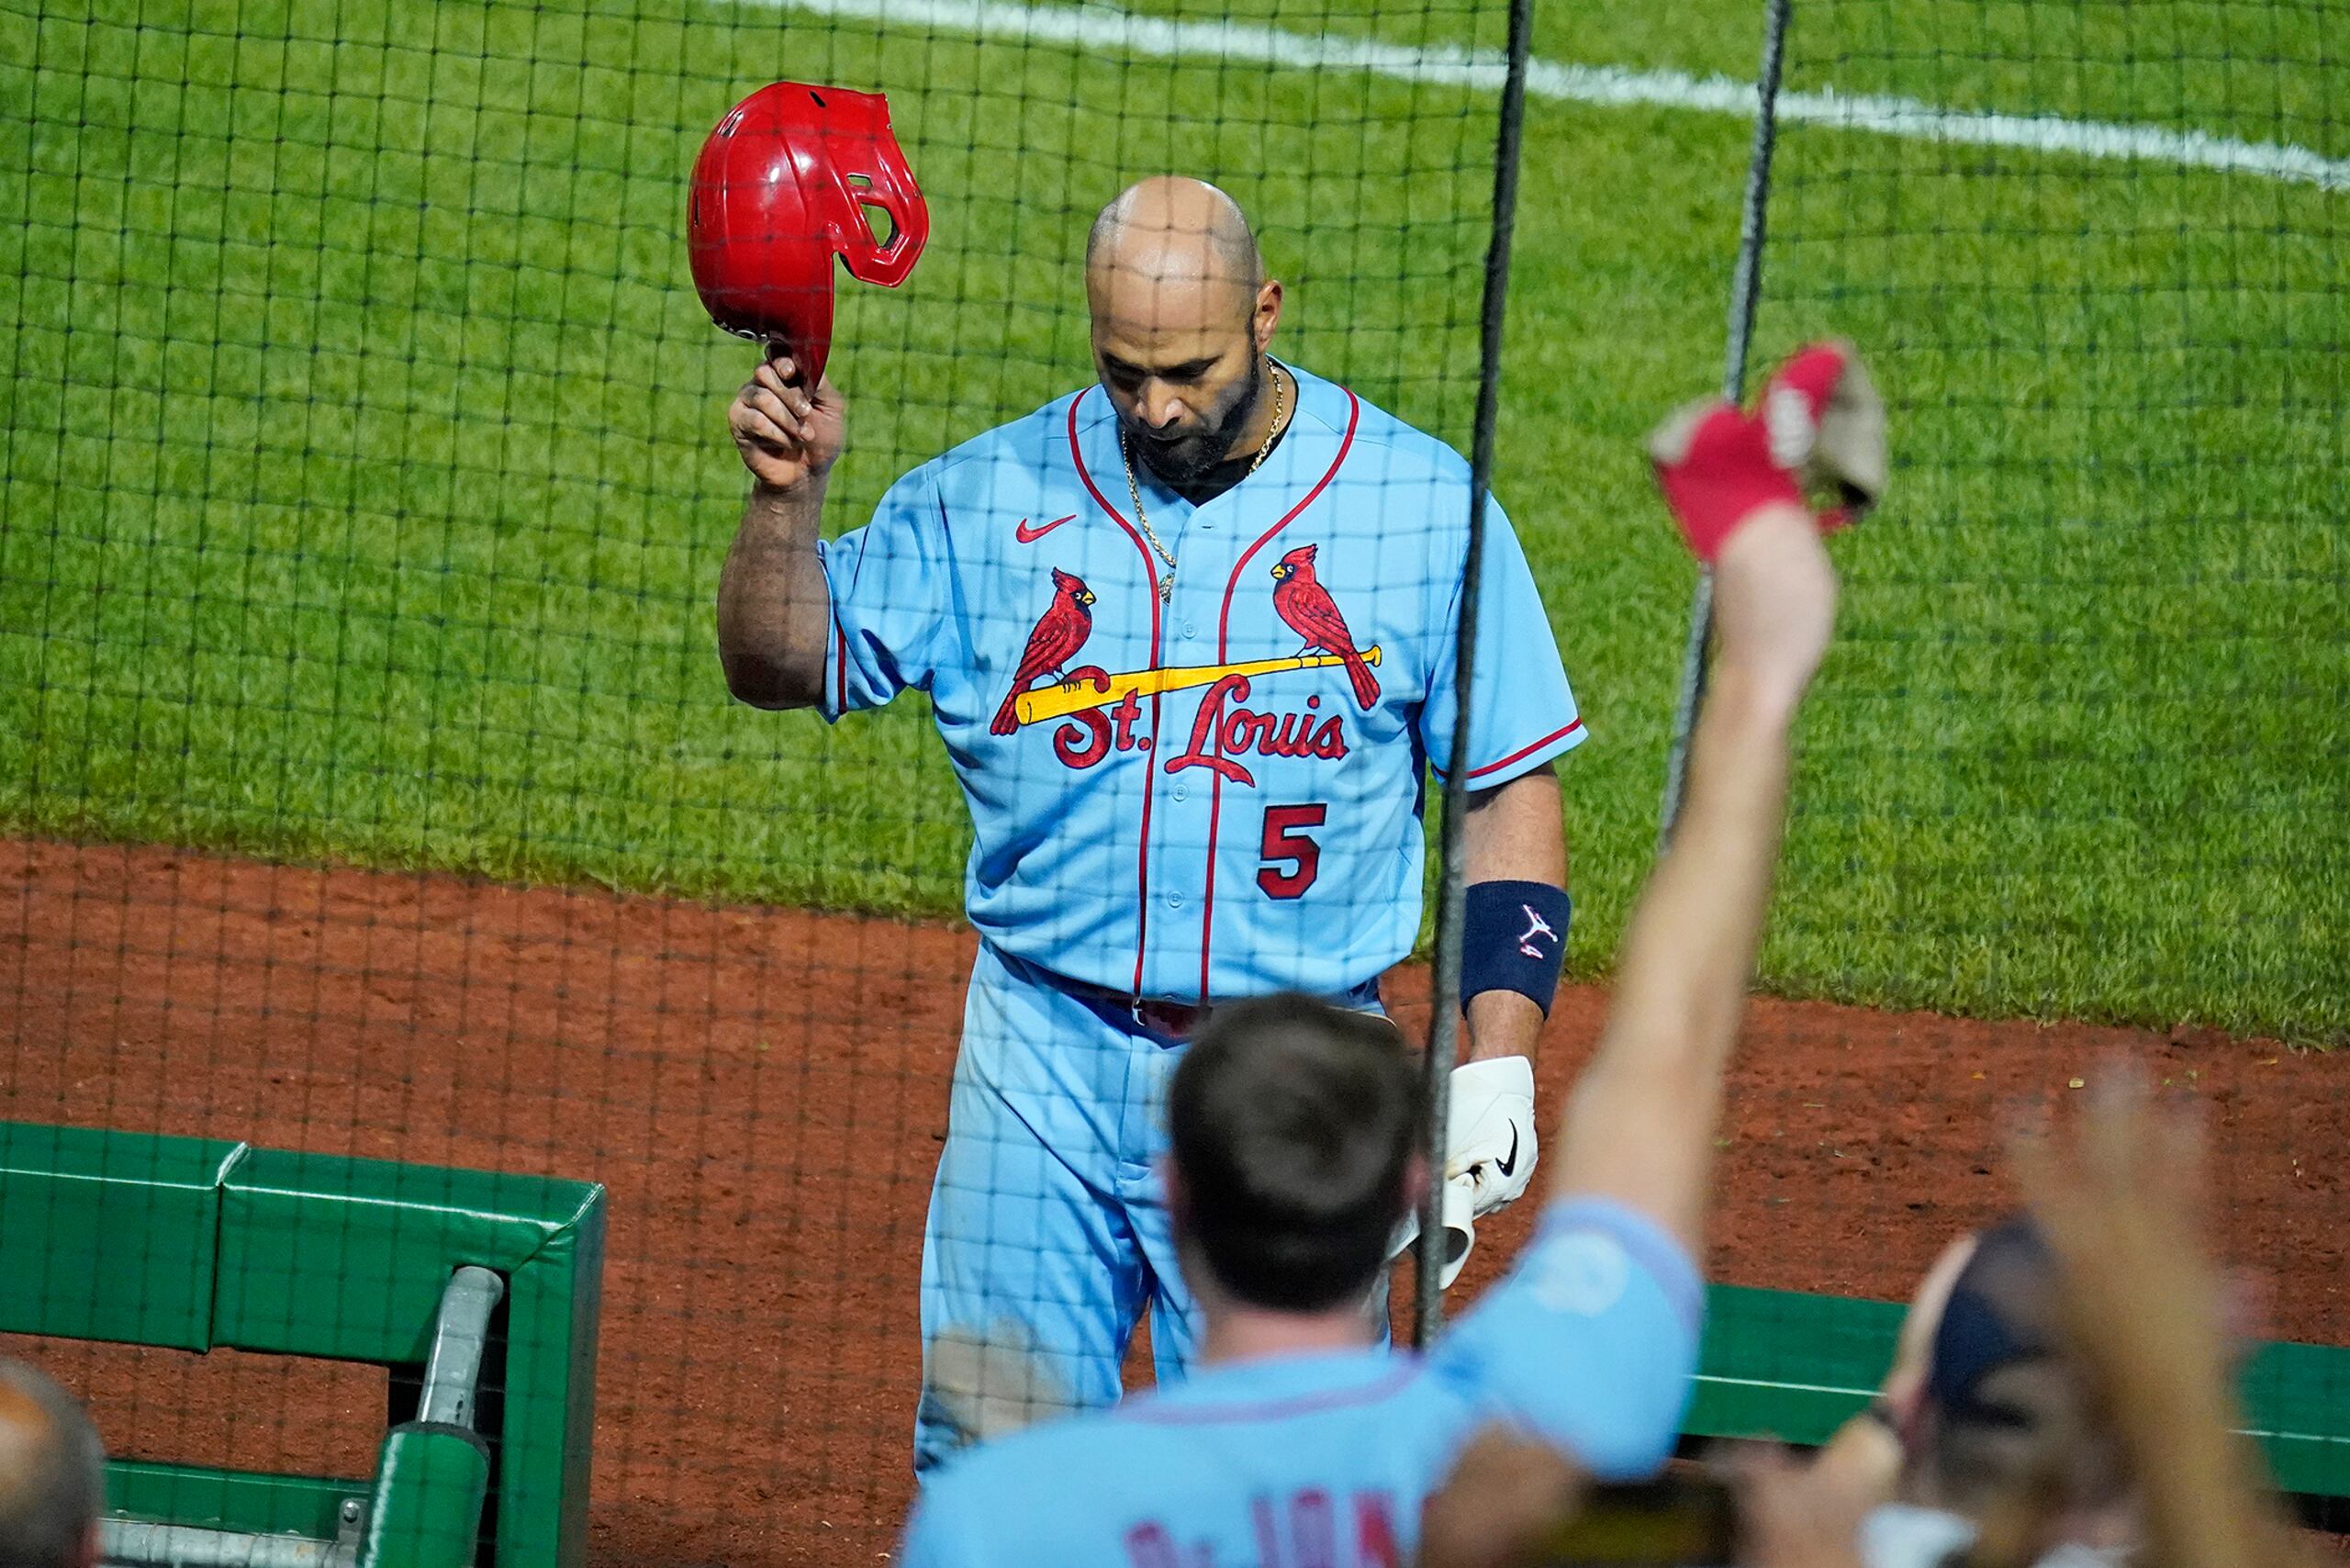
[923,1402,1128,1500]
[1475,1196,1706,1335]
[1291,365,1472,482]
[912,1407,1136,1549]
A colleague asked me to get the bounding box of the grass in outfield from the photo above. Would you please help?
[0,0,2343,1040]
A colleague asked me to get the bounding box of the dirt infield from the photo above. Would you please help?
[2,836,2342,1565]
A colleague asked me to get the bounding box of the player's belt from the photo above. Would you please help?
[1131,998,1204,1038]
[1052,974,1382,1043]
[1056,977,1208,1040]
[1132,998,1206,1038]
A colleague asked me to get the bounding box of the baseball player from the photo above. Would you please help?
[719,175,1582,1471]
[892,340,1884,1565]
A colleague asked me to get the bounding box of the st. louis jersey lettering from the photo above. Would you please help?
[817,365,1584,1001]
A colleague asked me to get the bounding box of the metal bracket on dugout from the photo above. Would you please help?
[99,1266,501,1568]
[0,1122,604,1568]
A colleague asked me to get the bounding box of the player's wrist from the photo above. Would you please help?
[1459,1022,1538,1065]
[752,469,833,508]
[1696,664,1810,737]
[1712,499,1816,556]
[1460,880,1572,1021]
[1708,515,1836,705]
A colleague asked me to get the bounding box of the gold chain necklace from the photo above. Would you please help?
[1121,358,1289,603]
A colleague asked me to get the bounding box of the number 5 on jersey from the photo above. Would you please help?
[1258,804,1326,899]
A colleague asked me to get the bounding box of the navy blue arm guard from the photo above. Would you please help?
[1460,879,1572,1016]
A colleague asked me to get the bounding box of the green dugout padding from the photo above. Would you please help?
[0,1121,604,1568]
[1690,1282,2350,1499]
[216,1148,606,1568]
[0,1123,242,1350]
[104,1462,362,1542]
[361,1425,496,1568]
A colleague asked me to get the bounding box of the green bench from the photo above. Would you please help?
[1688,1282,2350,1499]
[0,1121,604,1568]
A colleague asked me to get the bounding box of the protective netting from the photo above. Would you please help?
[1751,0,2347,1039]
[1707,0,2349,1530]
[1,0,1519,1562]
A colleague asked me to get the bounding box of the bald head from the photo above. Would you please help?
[1086,176,1263,308]
[0,1360,103,1568]
[1085,178,1283,482]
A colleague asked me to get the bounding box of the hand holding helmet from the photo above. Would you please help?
[729,352,845,493]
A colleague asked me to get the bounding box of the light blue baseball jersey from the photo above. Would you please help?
[818,364,1583,1002]
[898,1197,1701,1568]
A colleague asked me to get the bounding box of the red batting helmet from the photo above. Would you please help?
[688,82,928,385]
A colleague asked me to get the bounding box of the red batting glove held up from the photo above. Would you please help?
[1647,400,1805,564]
[1649,338,1886,562]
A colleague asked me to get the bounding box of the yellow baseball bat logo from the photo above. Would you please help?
[1013,646,1383,727]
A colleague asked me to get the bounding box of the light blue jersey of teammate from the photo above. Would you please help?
[815,363,1583,1471]
[819,363,1582,1002]
[899,1197,1701,1567]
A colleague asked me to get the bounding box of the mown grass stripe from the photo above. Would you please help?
[756,0,2350,191]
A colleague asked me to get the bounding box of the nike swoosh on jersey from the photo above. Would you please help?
[1494,1124,1520,1180]
[1015,513,1076,543]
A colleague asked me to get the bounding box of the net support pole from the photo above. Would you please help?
[1658,0,1795,845]
[1416,0,1538,1345]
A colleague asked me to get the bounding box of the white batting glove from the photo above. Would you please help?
[1444,1055,1539,1217]
[1388,1171,1479,1291]
[1385,1057,1539,1290]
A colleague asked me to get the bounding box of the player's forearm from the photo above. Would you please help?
[1549,669,1796,1246]
[1608,666,1796,1055]
[1459,766,1565,1063]
[717,479,834,710]
[1461,765,1566,888]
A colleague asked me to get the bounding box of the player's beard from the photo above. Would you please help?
[1127,353,1263,485]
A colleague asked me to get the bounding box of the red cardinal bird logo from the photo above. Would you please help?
[992,567,1097,734]
[1270,544,1379,711]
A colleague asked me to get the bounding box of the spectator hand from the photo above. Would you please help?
[1417,1427,1586,1568]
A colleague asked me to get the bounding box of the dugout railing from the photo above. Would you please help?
[0,1121,604,1568]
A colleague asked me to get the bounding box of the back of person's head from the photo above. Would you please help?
[0,1359,104,1568]
[1168,994,1423,1312]
[1914,1217,2128,1528]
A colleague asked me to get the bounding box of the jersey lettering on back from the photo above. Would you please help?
[1123,1488,1401,1568]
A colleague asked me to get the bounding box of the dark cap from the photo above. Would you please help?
[1925,1216,2061,1422]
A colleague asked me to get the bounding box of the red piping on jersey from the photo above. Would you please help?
[1197,388,1361,1002]
[1436,717,1585,784]
[834,626,848,715]
[1068,389,1169,1001]
[1117,1361,1419,1426]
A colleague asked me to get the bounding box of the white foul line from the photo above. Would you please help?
[760,0,2350,193]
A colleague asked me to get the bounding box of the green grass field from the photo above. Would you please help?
[2,0,2343,1040]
